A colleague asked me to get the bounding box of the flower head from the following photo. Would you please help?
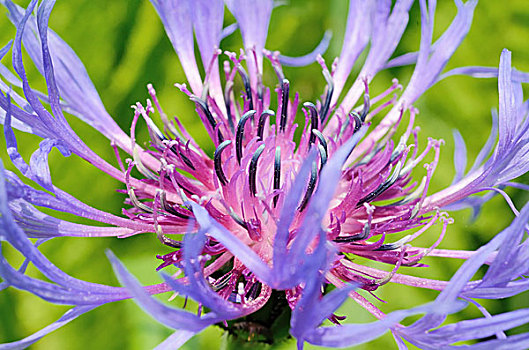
[2,0,529,349]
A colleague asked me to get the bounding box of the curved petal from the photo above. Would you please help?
[225,0,273,88]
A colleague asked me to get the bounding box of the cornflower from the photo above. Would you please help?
[1,0,529,349]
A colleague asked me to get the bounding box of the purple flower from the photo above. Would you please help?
[1,0,529,349]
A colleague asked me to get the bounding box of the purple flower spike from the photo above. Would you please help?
[1,1,529,349]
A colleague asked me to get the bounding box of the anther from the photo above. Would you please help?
[237,65,254,111]
[319,68,334,124]
[374,235,410,251]
[211,272,232,291]
[333,222,370,243]
[273,146,281,207]
[128,188,153,213]
[236,110,257,164]
[298,161,318,212]
[249,144,265,196]
[257,110,275,141]
[214,140,232,186]
[171,142,196,170]
[279,79,290,132]
[360,93,370,122]
[351,111,362,133]
[157,232,182,249]
[303,102,319,145]
[228,208,248,230]
[311,129,328,153]
[190,96,224,143]
[159,190,190,219]
[224,81,235,132]
[357,161,403,207]
[317,144,327,169]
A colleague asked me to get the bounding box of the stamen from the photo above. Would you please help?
[237,64,254,110]
[249,144,266,196]
[224,81,235,132]
[212,272,232,292]
[317,56,334,123]
[236,110,257,164]
[128,187,153,213]
[357,161,403,207]
[279,79,290,132]
[228,208,248,230]
[312,129,328,152]
[317,144,327,169]
[351,111,362,133]
[157,230,182,248]
[298,161,318,212]
[133,148,158,180]
[170,141,196,171]
[147,83,178,137]
[303,102,319,145]
[273,146,281,207]
[190,96,224,143]
[333,222,370,243]
[360,92,370,122]
[257,110,275,141]
[159,190,190,219]
[214,140,232,186]
[373,235,411,252]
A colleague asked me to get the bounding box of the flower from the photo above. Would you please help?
[1,0,529,349]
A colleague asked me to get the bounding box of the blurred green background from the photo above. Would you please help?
[1,0,529,349]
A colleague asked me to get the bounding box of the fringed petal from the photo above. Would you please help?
[401,0,477,104]
[332,0,374,103]
[225,0,273,88]
[1,0,138,153]
[191,0,225,113]
[338,0,413,115]
[425,50,529,210]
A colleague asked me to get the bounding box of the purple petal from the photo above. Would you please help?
[465,333,529,349]
[451,129,467,184]
[154,330,196,350]
[2,1,131,144]
[289,127,367,263]
[9,197,134,238]
[439,65,529,83]
[272,150,317,282]
[192,0,224,69]
[304,302,454,348]
[410,202,529,333]
[107,250,219,332]
[191,0,224,108]
[0,160,128,298]
[426,309,529,345]
[401,0,477,104]
[493,49,516,163]
[188,202,273,285]
[159,227,246,319]
[278,30,332,67]
[225,0,273,85]
[332,0,374,101]
[150,0,203,94]
[361,0,414,78]
[0,305,98,350]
